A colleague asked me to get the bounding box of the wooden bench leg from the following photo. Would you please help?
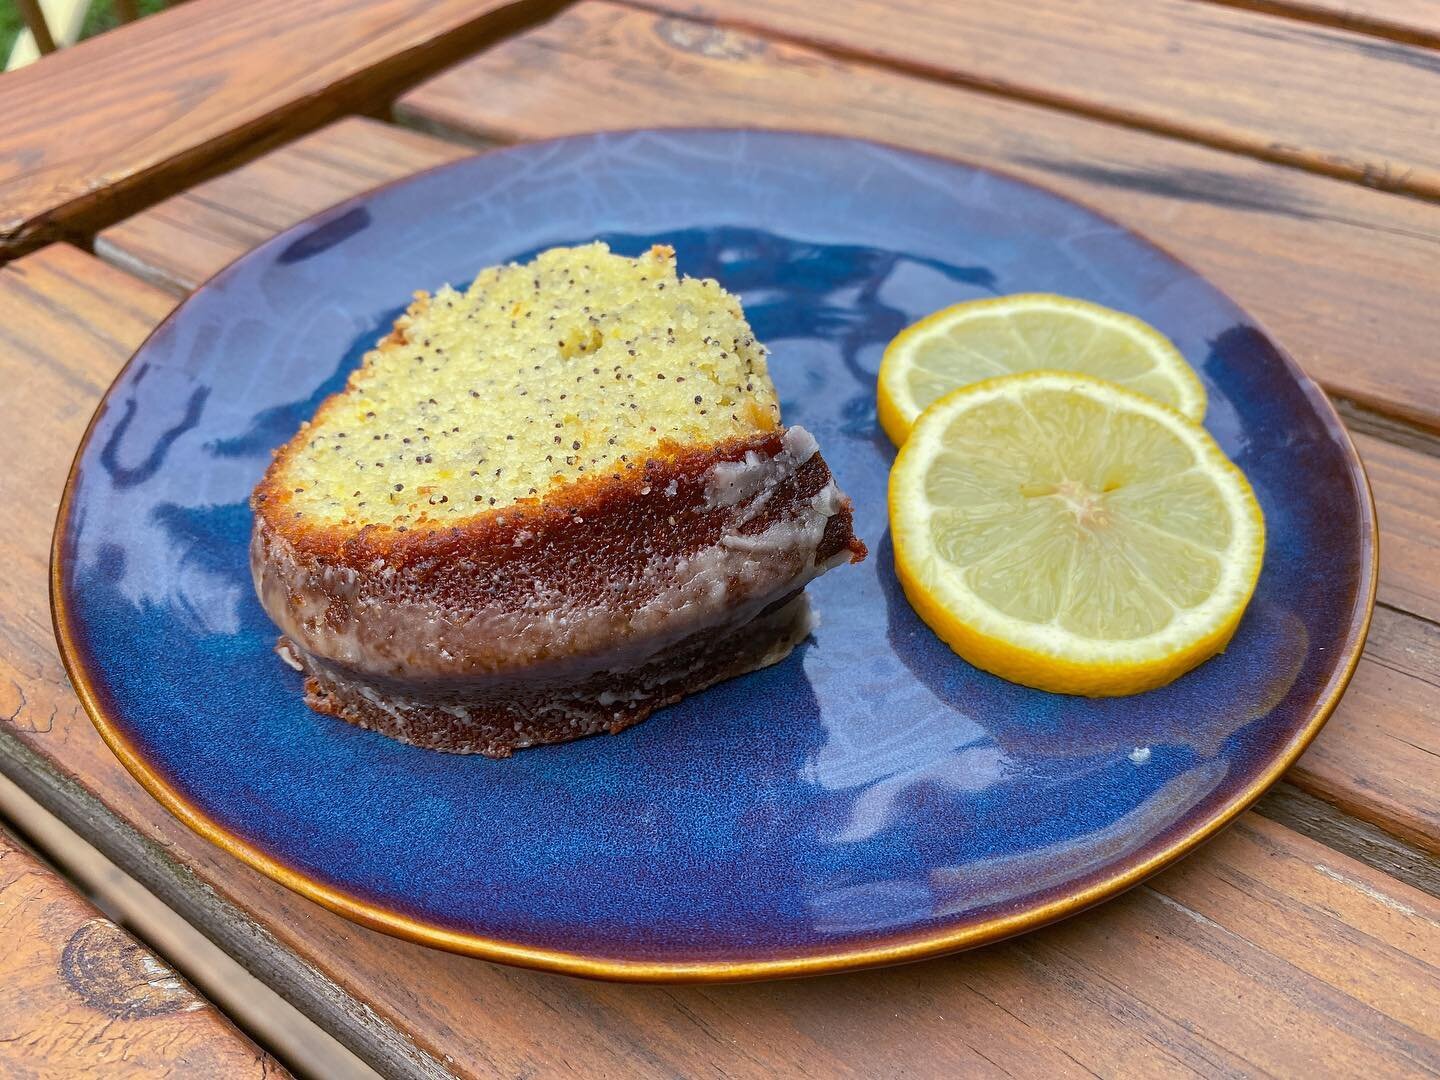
[13,0,57,55]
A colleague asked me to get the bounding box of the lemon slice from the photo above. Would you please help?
[878,294,1207,444]
[889,371,1264,696]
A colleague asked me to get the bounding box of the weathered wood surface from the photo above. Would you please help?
[627,0,1440,199]
[0,0,558,260]
[1199,0,1440,47]
[1290,606,1440,852]
[96,117,474,294]
[1,771,380,1078]
[1259,782,1439,898]
[2,232,1438,1075]
[396,2,1440,434]
[0,827,287,1078]
[1358,431,1440,624]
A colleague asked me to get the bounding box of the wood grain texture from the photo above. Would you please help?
[1358,432,1440,624]
[1,772,381,1078]
[1257,782,1440,898]
[395,2,1440,433]
[1,242,1438,1077]
[96,118,474,294]
[628,0,1440,198]
[1198,0,1440,48]
[1295,606,1440,852]
[0,0,559,259]
[0,828,285,1078]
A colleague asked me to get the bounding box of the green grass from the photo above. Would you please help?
[1,0,170,64]
[0,3,22,61]
[81,0,168,38]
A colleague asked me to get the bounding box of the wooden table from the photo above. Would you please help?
[2,1,1438,1075]
[0,824,287,1076]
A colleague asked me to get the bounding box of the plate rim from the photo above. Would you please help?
[49,127,1379,983]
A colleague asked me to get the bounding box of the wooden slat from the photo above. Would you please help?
[1296,606,1440,851]
[3,242,1439,1077]
[625,0,1440,200]
[395,2,1440,434]
[0,828,286,1078]
[0,0,558,260]
[1260,782,1440,898]
[0,775,379,1078]
[1358,432,1440,624]
[96,118,474,293]
[1200,0,1440,48]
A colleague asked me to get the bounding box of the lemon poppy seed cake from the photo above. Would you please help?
[251,243,866,755]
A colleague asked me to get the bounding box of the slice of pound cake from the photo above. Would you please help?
[251,243,865,755]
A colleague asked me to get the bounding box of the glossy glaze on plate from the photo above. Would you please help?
[53,130,1375,980]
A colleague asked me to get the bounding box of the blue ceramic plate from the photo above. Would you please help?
[54,130,1375,981]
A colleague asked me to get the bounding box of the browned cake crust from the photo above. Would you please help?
[252,430,865,755]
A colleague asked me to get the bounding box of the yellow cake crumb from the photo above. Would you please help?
[274,243,781,528]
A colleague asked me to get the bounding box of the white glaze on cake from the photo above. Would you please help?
[252,428,855,696]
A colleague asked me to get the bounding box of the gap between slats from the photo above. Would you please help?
[1191,0,1440,51]
[624,0,1440,204]
[0,0,570,262]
